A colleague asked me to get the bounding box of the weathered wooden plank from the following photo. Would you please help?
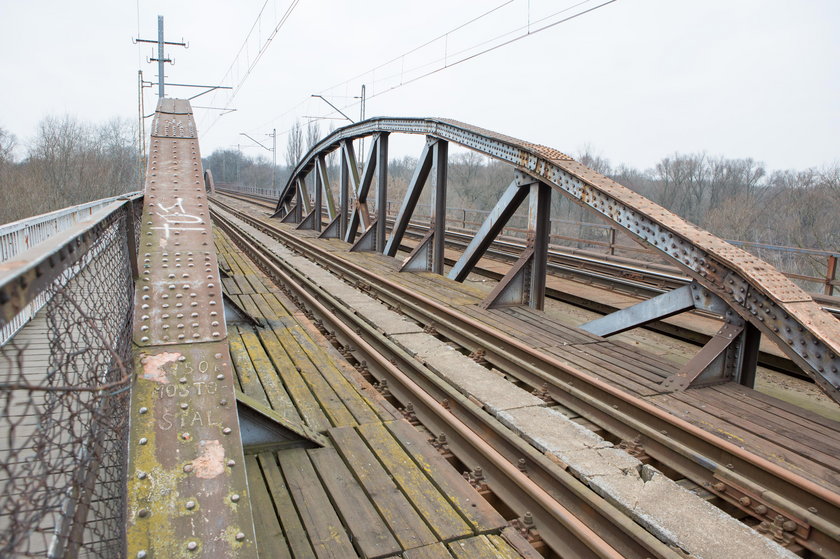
[329,426,438,550]
[448,535,519,559]
[256,453,317,558]
[385,420,505,534]
[498,527,544,559]
[245,455,293,559]
[401,542,454,559]
[240,326,299,422]
[357,422,473,541]
[257,328,332,432]
[228,325,267,401]
[272,325,357,428]
[287,324,382,425]
[309,447,402,558]
[276,448,358,559]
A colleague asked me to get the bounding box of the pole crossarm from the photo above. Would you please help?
[271,117,840,403]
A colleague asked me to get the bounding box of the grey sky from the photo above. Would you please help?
[1,0,838,172]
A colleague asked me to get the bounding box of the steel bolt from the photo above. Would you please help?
[231,494,240,502]
[137,552,147,559]
[186,500,196,510]
[227,459,236,467]
[223,427,232,435]
[138,508,149,518]
[187,541,198,551]
[184,464,193,473]
[139,437,148,445]
[235,532,246,542]
[139,407,148,415]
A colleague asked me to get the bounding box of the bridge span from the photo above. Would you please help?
[0,98,839,558]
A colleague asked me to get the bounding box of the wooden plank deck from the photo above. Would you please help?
[214,229,534,558]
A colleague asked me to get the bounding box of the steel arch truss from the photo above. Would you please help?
[272,117,840,403]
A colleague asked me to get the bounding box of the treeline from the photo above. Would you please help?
[0,117,139,224]
[204,140,838,254]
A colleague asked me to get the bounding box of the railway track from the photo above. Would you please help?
[216,190,839,380]
[210,195,840,558]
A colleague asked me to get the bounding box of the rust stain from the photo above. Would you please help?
[141,352,180,383]
[194,439,225,479]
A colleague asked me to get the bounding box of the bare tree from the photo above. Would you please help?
[306,121,320,152]
[285,122,303,169]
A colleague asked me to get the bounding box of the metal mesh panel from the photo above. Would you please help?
[0,210,134,558]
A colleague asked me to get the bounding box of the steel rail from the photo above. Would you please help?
[211,198,840,557]
[273,117,840,404]
[211,206,682,559]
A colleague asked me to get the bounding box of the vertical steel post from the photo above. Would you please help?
[826,255,837,296]
[431,140,448,274]
[608,227,616,255]
[157,16,165,98]
[339,145,349,238]
[376,133,389,252]
[314,166,323,232]
[272,128,277,191]
[528,181,551,310]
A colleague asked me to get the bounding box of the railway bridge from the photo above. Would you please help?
[1,98,839,559]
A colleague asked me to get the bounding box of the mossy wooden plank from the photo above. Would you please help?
[258,328,332,432]
[287,325,381,425]
[272,326,357,428]
[239,327,300,423]
[492,531,539,559]
[309,447,401,558]
[245,455,293,559]
[385,420,505,534]
[228,325,268,403]
[257,453,317,559]
[294,315,403,422]
[276,448,357,559]
[254,292,293,320]
[401,542,454,559]
[329,426,437,550]
[357,423,472,541]
[239,293,268,322]
[448,535,516,559]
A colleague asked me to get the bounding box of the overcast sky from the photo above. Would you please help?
[1,0,838,172]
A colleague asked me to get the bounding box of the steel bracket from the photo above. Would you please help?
[349,221,379,252]
[318,215,342,239]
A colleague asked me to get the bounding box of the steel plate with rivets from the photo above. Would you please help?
[274,117,840,404]
[127,99,256,559]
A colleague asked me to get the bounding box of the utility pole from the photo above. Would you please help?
[135,15,187,98]
[359,84,367,167]
[270,129,277,190]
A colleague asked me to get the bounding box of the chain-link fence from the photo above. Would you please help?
[0,205,136,558]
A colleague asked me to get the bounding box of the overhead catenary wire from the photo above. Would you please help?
[242,0,619,141]
[201,0,301,135]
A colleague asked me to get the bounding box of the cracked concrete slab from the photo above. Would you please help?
[496,406,612,454]
[393,333,545,412]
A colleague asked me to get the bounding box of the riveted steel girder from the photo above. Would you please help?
[127,99,257,559]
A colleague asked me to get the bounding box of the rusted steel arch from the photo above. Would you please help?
[272,117,840,403]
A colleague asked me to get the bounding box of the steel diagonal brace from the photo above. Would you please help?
[582,282,760,389]
[344,136,379,243]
